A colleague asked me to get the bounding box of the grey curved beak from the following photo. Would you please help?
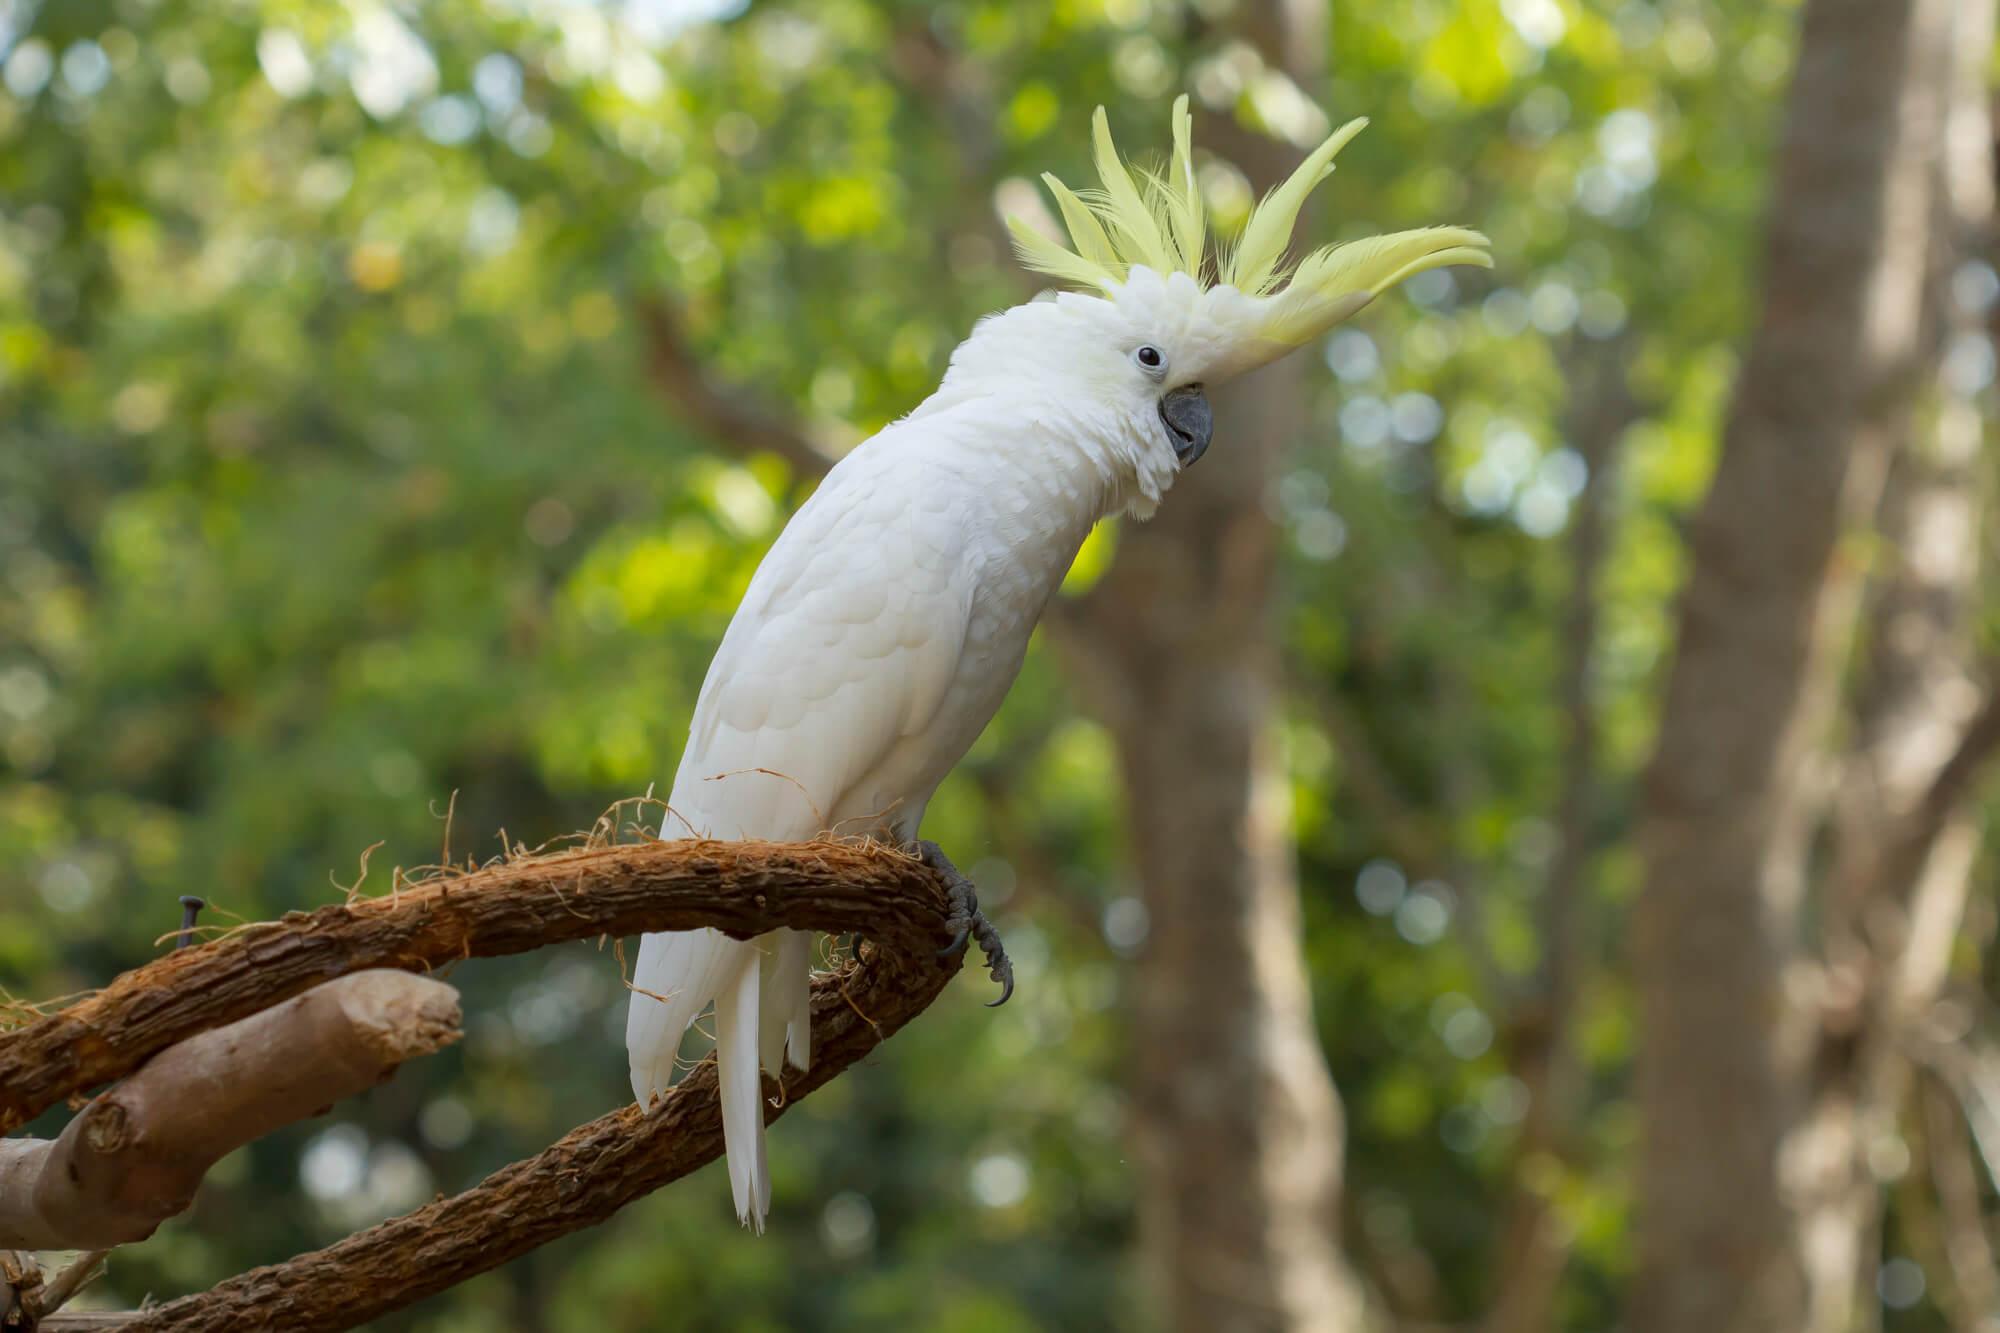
[1159,384,1212,468]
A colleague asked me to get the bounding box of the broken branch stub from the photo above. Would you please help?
[49,939,955,1332]
[0,971,461,1251]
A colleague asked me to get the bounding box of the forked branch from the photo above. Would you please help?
[43,942,952,1332]
[4,838,963,1331]
[0,971,461,1251]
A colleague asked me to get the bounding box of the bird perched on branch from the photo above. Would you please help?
[627,96,1490,1230]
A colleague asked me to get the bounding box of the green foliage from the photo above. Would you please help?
[0,0,1867,1327]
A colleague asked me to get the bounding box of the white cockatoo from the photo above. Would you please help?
[628,97,1490,1230]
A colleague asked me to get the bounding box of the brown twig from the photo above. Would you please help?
[36,1250,109,1315]
[1,1250,37,1329]
[0,972,461,1251]
[0,838,956,1135]
[45,941,952,1332]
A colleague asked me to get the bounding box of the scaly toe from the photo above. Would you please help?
[986,960,1015,1007]
[913,838,1013,1003]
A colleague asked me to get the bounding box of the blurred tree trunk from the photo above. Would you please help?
[1791,1,1995,1325]
[1061,347,1364,1333]
[1053,2,1364,1326]
[1630,1,1968,1330]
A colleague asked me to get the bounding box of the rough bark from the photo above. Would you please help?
[1631,0,1965,1329]
[0,971,461,1250]
[32,942,949,1333]
[0,838,957,1134]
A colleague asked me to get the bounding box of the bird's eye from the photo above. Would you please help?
[1134,345,1166,372]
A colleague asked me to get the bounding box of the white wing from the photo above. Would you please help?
[628,436,980,1230]
[665,444,977,842]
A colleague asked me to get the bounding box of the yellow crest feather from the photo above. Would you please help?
[1007,97,1493,352]
[1165,94,1204,274]
[1006,214,1117,292]
[1042,174,1122,276]
[1224,116,1369,295]
[1089,106,1175,274]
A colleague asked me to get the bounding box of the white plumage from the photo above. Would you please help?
[627,385,1121,1229]
[623,99,1491,1231]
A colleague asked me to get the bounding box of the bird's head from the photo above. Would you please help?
[933,97,1489,515]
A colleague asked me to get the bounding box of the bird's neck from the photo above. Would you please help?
[910,387,1178,525]
[927,412,1150,632]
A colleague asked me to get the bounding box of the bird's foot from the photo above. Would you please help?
[914,839,1014,1007]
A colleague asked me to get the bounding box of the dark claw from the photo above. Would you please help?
[914,839,1013,1006]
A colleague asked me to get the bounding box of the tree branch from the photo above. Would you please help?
[1907,1028,2000,1197]
[634,299,839,478]
[0,838,958,1135]
[1906,672,2000,861]
[638,20,1048,490]
[2,1251,35,1329]
[1921,1071,2000,1326]
[1,971,461,1251]
[32,1251,110,1321]
[1832,663,2000,948]
[43,941,950,1333]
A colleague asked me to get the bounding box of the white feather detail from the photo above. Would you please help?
[626,928,741,1106]
[625,392,1125,1231]
[713,950,770,1232]
[758,928,813,1073]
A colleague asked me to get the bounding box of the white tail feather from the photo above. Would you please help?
[756,931,790,1074]
[626,928,740,1105]
[713,949,770,1231]
[628,927,815,1234]
[760,928,814,1072]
